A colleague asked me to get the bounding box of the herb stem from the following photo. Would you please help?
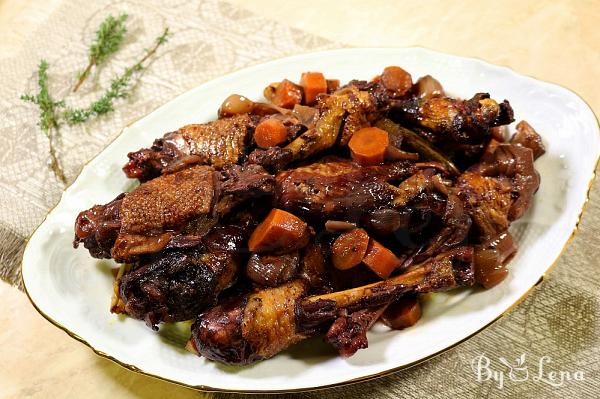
[47,130,67,183]
[20,60,67,184]
[73,13,128,92]
[63,27,170,125]
[73,58,96,92]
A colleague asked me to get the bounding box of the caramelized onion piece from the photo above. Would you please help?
[365,208,409,235]
[385,145,419,161]
[246,252,300,287]
[263,82,279,102]
[414,75,444,99]
[218,94,255,118]
[475,232,517,289]
[325,220,357,233]
[381,66,413,97]
[292,104,319,128]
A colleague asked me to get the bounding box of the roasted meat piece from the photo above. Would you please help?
[74,164,275,262]
[276,159,415,221]
[457,142,540,241]
[392,93,514,144]
[123,114,255,181]
[73,193,124,259]
[192,280,308,365]
[456,172,512,242]
[324,306,386,357]
[115,210,257,330]
[284,87,377,162]
[118,249,238,330]
[112,165,216,262]
[190,247,474,365]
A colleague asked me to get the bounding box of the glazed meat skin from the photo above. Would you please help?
[392,93,514,144]
[73,193,123,259]
[276,159,415,221]
[119,249,238,330]
[457,143,540,241]
[284,87,377,161]
[191,247,474,365]
[74,164,275,263]
[123,114,254,181]
[112,165,217,262]
[192,280,308,365]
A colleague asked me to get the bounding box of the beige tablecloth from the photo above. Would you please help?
[1,0,599,398]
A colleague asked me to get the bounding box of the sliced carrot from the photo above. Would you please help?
[381,66,413,96]
[248,208,310,254]
[348,127,390,166]
[254,118,288,148]
[362,238,401,279]
[272,79,303,109]
[381,296,422,329]
[332,228,370,270]
[300,72,327,105]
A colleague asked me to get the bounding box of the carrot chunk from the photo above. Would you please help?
[362,238,401,279]
[272,79,303,109]
[381,296,422,329]
[248,208,310,254]
[300,72,327,105]
[254,118,288,148]
[381,66,413,96]
[348,127,390,166]
[332,228,370,270]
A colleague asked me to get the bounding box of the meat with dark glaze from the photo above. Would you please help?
[276,159,415,221]
[391,93,514,144]
[123,114,255,181]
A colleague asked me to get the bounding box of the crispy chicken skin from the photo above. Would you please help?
[123,114,254,181]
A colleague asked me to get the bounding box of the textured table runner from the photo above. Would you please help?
[1,0,599,397]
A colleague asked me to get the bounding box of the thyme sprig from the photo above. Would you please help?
[63,27,170,124]
[73,13,128,92]
[20,60,67,183]
[21,13,170,183]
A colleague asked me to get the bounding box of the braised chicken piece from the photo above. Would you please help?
[118,248,238,330]
[190,247,474,365]
[284,86,378,161]
[276,159,415,221]
[74,164,275,263]
[457,142,540,241]
[123,114,256,181]
[392,93,514,144]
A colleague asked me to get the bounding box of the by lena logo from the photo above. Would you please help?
[471,353,584,389]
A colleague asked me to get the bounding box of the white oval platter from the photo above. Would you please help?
[22,48,600,393]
